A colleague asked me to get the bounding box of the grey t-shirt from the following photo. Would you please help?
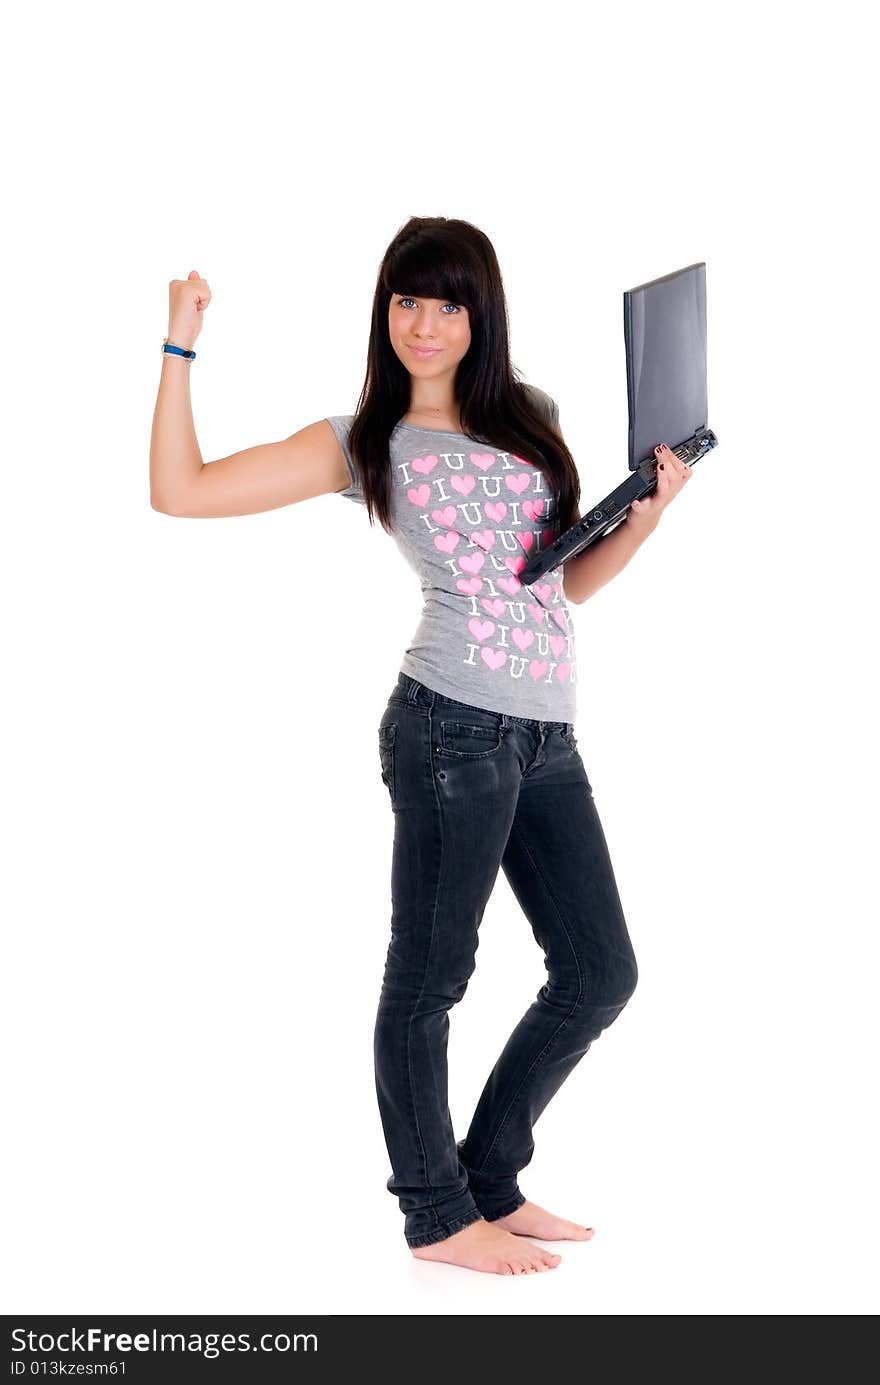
[326,385,576,722]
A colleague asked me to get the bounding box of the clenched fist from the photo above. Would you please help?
[167,270,212,352]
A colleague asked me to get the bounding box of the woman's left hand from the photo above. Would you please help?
[627,443,693,533]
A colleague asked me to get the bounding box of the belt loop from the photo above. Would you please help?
[406,676,433,708]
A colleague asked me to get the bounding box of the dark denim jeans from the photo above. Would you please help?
[374,672,638,1249]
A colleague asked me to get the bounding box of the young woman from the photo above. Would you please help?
[150,216,692,1277]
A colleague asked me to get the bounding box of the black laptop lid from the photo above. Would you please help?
[625,262,708,471]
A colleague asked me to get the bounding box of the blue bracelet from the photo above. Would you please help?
[162,338,196,360]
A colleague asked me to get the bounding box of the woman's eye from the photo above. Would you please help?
[399,298,460,313]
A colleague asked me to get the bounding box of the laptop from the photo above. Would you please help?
[519,261,719,590]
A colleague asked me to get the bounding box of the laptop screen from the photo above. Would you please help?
[625,262,708,470]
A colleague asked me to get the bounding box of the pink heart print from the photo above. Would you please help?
[480,597,506,617]
[391,436,574,696]
[470,530,496,551]
[481,648,507,670]
[505,474,531,496]
[459,552,485,575]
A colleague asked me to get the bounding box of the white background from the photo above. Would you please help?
[3,0,877,1317]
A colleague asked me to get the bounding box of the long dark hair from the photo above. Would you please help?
[346,216,581,537]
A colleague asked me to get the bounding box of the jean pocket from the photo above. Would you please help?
[438,716,506,759]
[378,722,397,800]
[561,724,578,752]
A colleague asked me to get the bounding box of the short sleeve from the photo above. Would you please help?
[524,383,560,432]
[325,415,366,507]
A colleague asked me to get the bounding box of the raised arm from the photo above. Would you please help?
[149,272,351,517]
[150,390,351,517]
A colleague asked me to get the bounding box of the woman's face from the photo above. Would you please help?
[387,293,472,377]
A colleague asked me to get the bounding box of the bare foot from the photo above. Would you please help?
[411,1218,562,1275]
[491,1199,595,1241]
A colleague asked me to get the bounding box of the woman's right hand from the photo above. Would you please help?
[167,270,211,350]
